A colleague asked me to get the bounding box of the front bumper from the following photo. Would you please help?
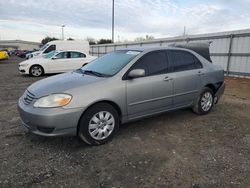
[18,98,85,136]
[214,81,225,103]
[18,66,29,74]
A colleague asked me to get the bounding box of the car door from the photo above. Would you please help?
[69,51,88,70]
[125,50,174,120]
[49,51,71,73]
[167,50,203,108]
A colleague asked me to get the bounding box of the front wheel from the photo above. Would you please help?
[192,87,214,115]
[30,65,43,77]
[78,103,120,145]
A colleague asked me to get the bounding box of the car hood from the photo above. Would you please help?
[28,72,105,98]
[19,58,47,65]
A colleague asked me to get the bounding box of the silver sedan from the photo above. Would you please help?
[18,46,225,145]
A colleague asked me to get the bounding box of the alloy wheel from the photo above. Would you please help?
[88,111,115,140]
[201,91,213,111]
[31,66,42,76]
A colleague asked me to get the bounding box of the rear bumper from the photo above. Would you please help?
[214,81,225,103]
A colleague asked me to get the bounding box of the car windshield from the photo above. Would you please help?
[81,50,141,76]
[39,43,49,51]
[43,51,57,59]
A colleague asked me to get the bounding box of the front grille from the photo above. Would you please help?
[23,90,36,105]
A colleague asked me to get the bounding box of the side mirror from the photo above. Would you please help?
[51,56,59,60]
[128,69,145,79]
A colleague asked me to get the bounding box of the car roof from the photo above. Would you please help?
[117,46,197,52]
[118,43,212,62]
[56,50,85,53]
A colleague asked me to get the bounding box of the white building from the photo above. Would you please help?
[0,40,40,51]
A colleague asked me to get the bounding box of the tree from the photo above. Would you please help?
[67,37,74,41]
[85,37,96,45]
[134,35,155,42]
[41,37,59,45]
[97,39,112,44]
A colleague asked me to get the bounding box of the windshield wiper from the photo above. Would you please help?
[75,69,110,77]
[84,70,110,77]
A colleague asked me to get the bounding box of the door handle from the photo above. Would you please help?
[197,71,205,76]
[163,76,173,81]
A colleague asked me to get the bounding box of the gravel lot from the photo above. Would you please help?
[0,57,250,188]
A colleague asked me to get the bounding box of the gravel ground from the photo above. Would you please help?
[0,57,250,188]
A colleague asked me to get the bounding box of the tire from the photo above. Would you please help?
[30,65,44,77]
[78,103,120,146]
[192,87,214,115]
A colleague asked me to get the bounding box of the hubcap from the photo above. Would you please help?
[31,66,42,76]
[88,111,115,140]
[201,92,213,111]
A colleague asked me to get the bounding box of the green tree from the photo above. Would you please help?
[85,37,96,45]
[97,39,112,44]
[41,36,59,45]
[134,35,154,42]
[67,37,74,41]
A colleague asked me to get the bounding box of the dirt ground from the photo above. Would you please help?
[0,57,249,188]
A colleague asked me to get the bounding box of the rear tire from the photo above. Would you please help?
[78,103,120,146]
[30,65,44,77]
[192,87,214,115]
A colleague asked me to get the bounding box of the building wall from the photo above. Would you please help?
[90,29,250,78]
[0,40,40,51]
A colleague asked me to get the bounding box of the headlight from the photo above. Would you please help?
[34,94,72,108]
[19,64,29,67]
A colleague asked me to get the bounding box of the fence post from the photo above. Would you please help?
[226,34,234,76]
[97,46,100,57]
[90,46,92,56]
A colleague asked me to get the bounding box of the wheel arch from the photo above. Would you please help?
[29,64,45,75]
[76,100,122,135]
[204,83,216,95]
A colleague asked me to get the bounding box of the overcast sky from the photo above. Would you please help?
[0,0,250,42]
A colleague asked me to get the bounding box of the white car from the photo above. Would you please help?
[19,50,96,77]
[26,40,90,59]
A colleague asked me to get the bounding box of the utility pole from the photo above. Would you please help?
[112,0,114,43]
[61,25,65,40]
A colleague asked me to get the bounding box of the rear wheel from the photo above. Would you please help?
[192,87,214,115]
[30,65,43,77]
[78,103,120,145]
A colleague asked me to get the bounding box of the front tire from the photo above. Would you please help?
[78,103,120,146]
[30,65,44,77]
[192,87,214,115]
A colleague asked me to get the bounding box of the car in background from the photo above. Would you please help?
[0,50,9,60]
[25,50,37,59]
[18,45,225,145]
[27,40,90,59]
[16,50,28,58]
[18,50,96,76]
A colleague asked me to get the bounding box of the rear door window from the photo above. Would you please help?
[70,52,86,58]
[168,50,202,72]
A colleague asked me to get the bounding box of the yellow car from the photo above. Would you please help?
[0,51,9,60]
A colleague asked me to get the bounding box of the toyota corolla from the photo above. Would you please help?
[18,45,225,145]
